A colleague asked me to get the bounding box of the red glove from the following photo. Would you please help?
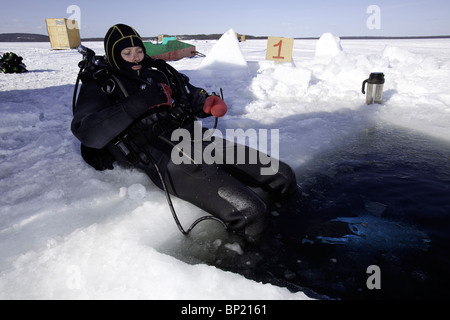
[203,95,228,117]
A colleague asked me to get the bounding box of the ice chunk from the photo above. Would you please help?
[127,184,146,200]
[224,242,244,255]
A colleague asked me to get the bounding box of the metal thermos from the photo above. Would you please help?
[362,73,385,104]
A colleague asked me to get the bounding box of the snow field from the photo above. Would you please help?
[0,31,449,299]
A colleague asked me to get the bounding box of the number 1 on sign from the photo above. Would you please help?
[272,40,284,60]
[266,36,294,63]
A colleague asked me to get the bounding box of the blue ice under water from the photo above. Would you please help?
[286,122,450,299]
[316,216,431,251]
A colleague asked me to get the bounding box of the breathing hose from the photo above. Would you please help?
[145,145,228,235]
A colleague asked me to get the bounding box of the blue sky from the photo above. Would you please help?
[1,0,449,38]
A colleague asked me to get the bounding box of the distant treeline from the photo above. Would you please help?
[0,33,50,42]
[1,32,449,42]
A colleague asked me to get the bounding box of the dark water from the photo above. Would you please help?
[159,123,450,300]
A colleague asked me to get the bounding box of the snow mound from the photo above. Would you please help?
[315,33,343,57]
[198,28,248,75]
[250,63,311,102]
[383,46,440,71]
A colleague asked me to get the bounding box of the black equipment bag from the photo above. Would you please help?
[0,52,28,73]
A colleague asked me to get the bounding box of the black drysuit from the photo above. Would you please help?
[71,59,298,237]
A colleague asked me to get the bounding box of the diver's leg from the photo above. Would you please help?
[213,137,299,206]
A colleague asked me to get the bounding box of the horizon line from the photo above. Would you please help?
[1,32,449,42]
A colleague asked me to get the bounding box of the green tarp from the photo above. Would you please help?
[143,40,194,57]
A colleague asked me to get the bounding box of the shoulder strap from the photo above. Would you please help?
[141,56,190,104]
[73,56,129,115]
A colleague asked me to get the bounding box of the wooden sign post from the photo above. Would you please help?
[265,36,294,63]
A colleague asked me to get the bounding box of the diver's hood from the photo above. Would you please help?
[104,24,146,74]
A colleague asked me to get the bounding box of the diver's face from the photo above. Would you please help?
[121,46,144,70]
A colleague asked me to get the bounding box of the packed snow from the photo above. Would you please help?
[1,29,449,299]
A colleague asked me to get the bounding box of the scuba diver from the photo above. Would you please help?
[71,24,298,241]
